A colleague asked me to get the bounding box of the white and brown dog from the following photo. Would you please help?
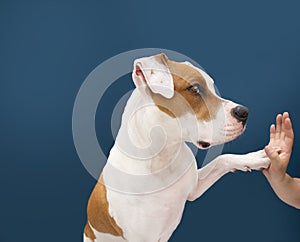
[83,53,270,242]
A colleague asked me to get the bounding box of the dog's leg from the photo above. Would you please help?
[188,149,270,201]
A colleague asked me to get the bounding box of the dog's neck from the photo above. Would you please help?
[104,88,195,193]
[111,88,187,174]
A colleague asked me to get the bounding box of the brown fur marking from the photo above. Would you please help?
[85,174,124,240]
[84,222,96,241]
[151,59,221,121]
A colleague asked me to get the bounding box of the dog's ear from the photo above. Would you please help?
[132,53,174,99]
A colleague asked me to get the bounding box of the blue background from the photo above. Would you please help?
[1,0,300,241]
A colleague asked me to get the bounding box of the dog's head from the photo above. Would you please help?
[132,53,248,149]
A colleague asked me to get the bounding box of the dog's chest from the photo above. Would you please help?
[105,161,197,239]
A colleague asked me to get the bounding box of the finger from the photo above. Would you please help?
[275,114,282,140]
[264,146,281,164]
[269,124,276,145]
[283,111,289,119]
[284,117,294,150]
[280,112,289,140]
[284,117,293,138]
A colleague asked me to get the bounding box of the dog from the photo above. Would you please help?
[83,53,270,242]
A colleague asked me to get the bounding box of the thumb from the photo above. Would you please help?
[264,146,280,163]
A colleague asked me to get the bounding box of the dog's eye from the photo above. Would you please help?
[187,84,203,95]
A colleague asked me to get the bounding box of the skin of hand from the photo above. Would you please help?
[263,112,294,182]
[263,112,300,209]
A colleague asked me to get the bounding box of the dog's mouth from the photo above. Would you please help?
[197,141,211,149]
[196,124,246,149]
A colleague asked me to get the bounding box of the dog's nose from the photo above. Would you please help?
[231,105,249,124]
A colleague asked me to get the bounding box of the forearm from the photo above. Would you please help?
[266,174,300,209]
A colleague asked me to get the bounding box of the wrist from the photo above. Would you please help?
[269,172,290,186]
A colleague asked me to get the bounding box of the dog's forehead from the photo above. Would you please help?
[167,60,214,87]
[167,60,205,87]
[182,61,214,82]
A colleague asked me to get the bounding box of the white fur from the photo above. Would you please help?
[85,57,270,242]
[133,54,174,99]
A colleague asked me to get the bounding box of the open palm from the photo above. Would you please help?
[263,112,294,179]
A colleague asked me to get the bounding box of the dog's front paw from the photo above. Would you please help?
[244,150,271,171]
[223,150,270,172]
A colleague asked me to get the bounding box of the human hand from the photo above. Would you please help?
[263,112,294,182]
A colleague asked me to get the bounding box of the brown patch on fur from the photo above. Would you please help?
[86,174,124,239]
[151,59,221,121]
[84,222,96,241]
